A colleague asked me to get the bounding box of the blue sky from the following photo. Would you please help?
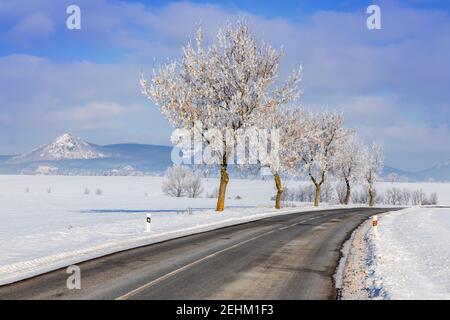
[0,0,449,171]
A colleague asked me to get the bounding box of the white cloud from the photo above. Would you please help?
[9,12,54,40]
[49,101,141,122]
[0,54,172,152]
[0,0,449,169]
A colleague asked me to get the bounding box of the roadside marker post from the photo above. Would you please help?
[372,215,378,236]
[146,213,152,232]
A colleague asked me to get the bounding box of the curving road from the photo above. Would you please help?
[0,207,397,300]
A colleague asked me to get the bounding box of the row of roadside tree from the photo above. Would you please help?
[141,19,383,212]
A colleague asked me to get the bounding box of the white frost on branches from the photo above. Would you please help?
[284,111,346,206]
[141,18,302,211]
[332,133,366,204]
[140,17,387,210]
[364,143,383,189]
[162,165,204,198]
[141,19,302,165]
[363,143,384,206]
[255,106,305,208]
[257,106,302,176]
[364,143,384,202]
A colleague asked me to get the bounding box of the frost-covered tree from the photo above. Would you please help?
[141,19,302,211]
[364,143,384,207]
[162,165,203,198]
[185,173,204,198]
[162,165,189,197]
[258,107,304,209]
[286,111,346,207]
[411,189,426,205]
[383,187,404,205]
[332,133,366,205]
[427,192,438,205]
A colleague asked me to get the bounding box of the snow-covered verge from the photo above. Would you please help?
[338,207,450,300]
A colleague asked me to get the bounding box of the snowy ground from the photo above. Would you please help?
[0,175,313,285]
[1,175,449,286]
[339,207,450,300]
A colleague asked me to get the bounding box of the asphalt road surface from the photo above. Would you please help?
[0,207,397,300]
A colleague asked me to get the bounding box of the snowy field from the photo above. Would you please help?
[340,207,450,300]
[373,207,450,299]
[0,174,449,286]
[0,174,306,285]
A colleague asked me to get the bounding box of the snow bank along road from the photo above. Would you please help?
[0,208,399,300]
[370,207,450,299]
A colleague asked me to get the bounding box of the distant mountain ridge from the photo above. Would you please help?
[11,133,108,162]
[0,133,173,175]
[413,161,450,182]
[382,163,450,182]
[0,133,449,180]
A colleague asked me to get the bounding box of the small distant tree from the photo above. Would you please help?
[411,189,426,205]
[162,165,189,197]
[162,165,204,198]
[351,187,382,205]
[185,173,204,198]
[384,187,403,205]
[427,192,438,205]
[402,188,411,205]
[363,143,384,207]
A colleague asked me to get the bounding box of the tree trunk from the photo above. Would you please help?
[344,179,351,205]
[216,165,229,212]
[274,174,283,209]
[369,188,374,207]
[314,183,321,207]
